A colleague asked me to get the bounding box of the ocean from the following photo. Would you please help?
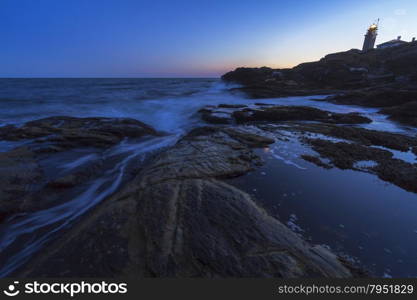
[0,78,412,134]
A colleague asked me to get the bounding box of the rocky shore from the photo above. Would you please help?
[222,42,417,127]
[2,44,417,277]
[1,110,381,277]
[0,116,159,222]
[2,99,416,277]
[14,125,351,276]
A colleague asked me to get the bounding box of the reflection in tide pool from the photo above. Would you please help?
[228,133,417,277]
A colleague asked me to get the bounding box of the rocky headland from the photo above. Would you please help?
[222,41,417,127]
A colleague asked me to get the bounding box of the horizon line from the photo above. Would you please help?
[0,76,222,79]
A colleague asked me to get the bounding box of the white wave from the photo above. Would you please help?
[0,134,178,277]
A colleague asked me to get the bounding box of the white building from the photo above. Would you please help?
[362,23,378,51]
[377,36,414,49]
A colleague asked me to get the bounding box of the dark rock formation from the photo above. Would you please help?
[218,104,247,109]
[305,138,417,193]
[222,43,417,95]
[380,101,417,127]
[4,110,415,277]
[0,116,158,150]
[17,126,356,278]
[200,110,233,124]
[0,147,43,220]
[232,106,371,124]
[325,89,417,108]
[324,88,417,127]
[199,105,371,126]
[197,105,241,125]
[222,42,417,127]
[293,123,417,151]
[306,138,393,170]
[0,116,159,221]
[222,66,281,86]
[278,123,417,193]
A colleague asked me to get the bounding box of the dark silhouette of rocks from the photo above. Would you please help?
[380,101,417,127]
[199,104,371,125]
[232,106,372,124]
[0,116,158,150]
[222,43,417,92]
[222,42,417,126]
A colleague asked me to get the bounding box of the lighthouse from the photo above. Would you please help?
[362,21,378,51]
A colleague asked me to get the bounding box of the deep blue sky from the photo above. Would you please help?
[1,0,416,77]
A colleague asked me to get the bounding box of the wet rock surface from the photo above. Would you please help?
[0,147,43,220]
[304,138,417,193]
[199,109,233,124]
[380,101,417,127]
[0,116,159,221]
[223,120,417,194]
[232,106,371,124]
[322,88,417,127]
[17,126,357,278]
[199,104,371,125]
[292,123,417,151]
[4,109,417,278]
[0,116,158,150]
[3,106,417,278]
[325,89,417,108]
[278,123,417,193]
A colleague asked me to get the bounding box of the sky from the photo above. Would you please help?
[1,0,416,77]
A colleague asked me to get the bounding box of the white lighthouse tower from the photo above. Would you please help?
[362,20,378,51]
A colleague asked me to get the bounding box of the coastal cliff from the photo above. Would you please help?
[222,42,417,91]
[222,42,417,126]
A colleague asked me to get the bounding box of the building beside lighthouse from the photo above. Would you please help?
[361,20,415,51]
[377,36,411,49]
[362,23,378,51]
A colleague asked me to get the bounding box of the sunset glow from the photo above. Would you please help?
[1,0,416,77]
